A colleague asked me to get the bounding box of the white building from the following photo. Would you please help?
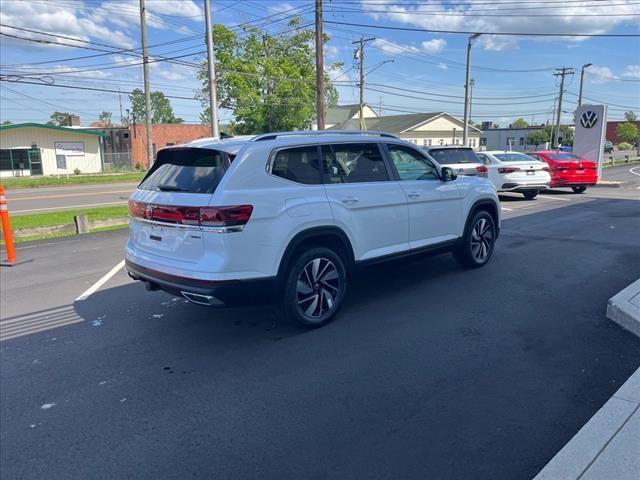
[329,109,481,148]
[0,123,105,177]
[479,126,547,152]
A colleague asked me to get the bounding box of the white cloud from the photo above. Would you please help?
[437,63,448,70]
[360,0,640,51]
[420,39,446,54]
[373,37,447,56]
[622,65,640,79]
[588,66,617,83]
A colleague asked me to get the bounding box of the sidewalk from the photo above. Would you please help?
[535,280,640,480]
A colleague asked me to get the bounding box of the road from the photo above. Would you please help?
[5,182,138,215]
[1,184,639,479]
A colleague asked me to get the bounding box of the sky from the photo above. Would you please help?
[1,0,639,128]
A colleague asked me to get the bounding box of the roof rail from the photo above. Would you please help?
[252,130,399,142]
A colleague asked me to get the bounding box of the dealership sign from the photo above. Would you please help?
[573,104,607,178]
[54,142,85,156]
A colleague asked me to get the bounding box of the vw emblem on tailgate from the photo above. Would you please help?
[146,204,153,219]
[580,111,598,128]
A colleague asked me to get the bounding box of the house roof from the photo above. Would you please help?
[0,122,106,137]
[329,112,482,134]
[325,104,362,125]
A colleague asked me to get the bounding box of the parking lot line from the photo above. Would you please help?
[538,194,572,202]
[75,260,125,301]
[630,166,640,177]
[500,206,514,211]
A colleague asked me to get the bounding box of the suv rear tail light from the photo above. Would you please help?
[498,167,521,174]
[476,165,488,177]
[128,200,253,228]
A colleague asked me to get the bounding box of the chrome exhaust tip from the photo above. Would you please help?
[180,291,224,306]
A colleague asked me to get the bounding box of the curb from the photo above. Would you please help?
[607,279,640,337]
[533,368,640,480]
[592,181,623,188]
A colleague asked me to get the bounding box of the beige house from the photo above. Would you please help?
[0,123,104,178]
[312,104,379,130]
[328,109,481,148]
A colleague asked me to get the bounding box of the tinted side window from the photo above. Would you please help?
[271,146,321,184]
[321,143,389,184]
[386,144,439,180]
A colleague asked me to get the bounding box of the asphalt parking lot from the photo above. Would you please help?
[1,173,639,479]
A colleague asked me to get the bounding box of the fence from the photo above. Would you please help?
[103,152,132,170]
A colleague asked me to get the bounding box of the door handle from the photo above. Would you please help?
[341,196,359,204]
[407,191,421,199]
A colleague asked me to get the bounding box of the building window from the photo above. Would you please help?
[470,138,476,147]
[123,133,129,139]
[422,139,428,146]
[439,139,444,145]
[480,137,487,146]
[506,137,516,146]
[428,139,432,146]
[519,137,525,146]
[166,142,176,146]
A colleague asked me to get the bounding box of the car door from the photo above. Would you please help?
[384,143,463,249]
[321,142,409,261]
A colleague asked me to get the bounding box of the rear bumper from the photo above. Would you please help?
[500,182,549,192]
[550,173,598,187]
[125,259,277,307]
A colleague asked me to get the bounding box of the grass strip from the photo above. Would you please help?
[1,172,145,189]
[10,206,129,230]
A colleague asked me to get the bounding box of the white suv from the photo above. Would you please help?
[125,131,500,327]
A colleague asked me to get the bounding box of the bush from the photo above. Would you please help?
[134,162,143,171]
[616,142,633,151]
[73,168,81,175]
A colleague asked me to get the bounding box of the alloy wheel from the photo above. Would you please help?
[296,257,340,319]
[470,218,493,262]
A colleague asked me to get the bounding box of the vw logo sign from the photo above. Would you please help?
[146,204,153,219]
[580,110,598,129]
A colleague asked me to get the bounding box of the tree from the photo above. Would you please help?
[541,124,574,146]
[128,89,183,124]
[98,111,113,126]
[1,120,12,125]
[527,130,549,147]
[47,111,73,126]
[616,122,639,144]
[512,118,529,128]
[624,111,637,122]
[198,19,341,133]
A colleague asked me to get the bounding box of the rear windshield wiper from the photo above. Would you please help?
[157,185,188,192]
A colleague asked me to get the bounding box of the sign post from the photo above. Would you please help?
[573,104,608,179]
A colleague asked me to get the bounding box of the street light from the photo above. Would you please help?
[578,63,592,107]
[463,33,481,147]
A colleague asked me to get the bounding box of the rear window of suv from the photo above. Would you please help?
[139,147,232,194]
[426,148,479,164]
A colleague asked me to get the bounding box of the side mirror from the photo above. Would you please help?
[441,166,457,182]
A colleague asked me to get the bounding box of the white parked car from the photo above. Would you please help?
[422,146,488,178]
[475,151,551,200]
[125,131,500,328]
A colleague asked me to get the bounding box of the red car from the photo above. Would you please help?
[529,151,598,193]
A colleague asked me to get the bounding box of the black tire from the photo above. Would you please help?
[454,210,496,269]
[523,190,539,200]
[572,186,587,194]
[281,246,347,328]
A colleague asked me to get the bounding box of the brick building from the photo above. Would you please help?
[606,120,640,144]
[130,124,212,168]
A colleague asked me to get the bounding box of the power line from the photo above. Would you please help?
[324,20,640,37]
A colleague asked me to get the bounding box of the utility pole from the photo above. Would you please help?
[463,33,481,146]
[139,0,153,167]
[118,88,124,125]
[553,67,574,148]
[315,0,325,130]
[353,36,375,130]
[204,0,219,138]
[550,96,558,147]
[578,63,592,107]
[468,78,475,127]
